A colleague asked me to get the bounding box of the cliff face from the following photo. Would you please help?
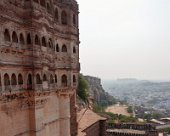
[84,76,113,104]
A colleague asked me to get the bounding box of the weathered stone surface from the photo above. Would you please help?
[0,0,79,136]
[84,76,113,104]
[77,109,106,136]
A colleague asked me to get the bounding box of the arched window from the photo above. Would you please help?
[40,0,46,7]
[61,75,67,87]
[56,44,59,52]
[47,3,51,14]
[11,74,17,85]
[4,29,10,42]
[55,8,59,21]
[48,38,53,49]
[27,74,32,90]
[50,74,54,83]
[49,41,52,48]
[12,31,18,43]
[55,75,57,83]
[73,46,76,53]
[18,74,23,85]
[73,14,76,25]
[36,74,42,84]
[27,33,32,44]
[35,35,40,45]
[73,75,76,83]
[20,33,25,45]
[61,11,67,25]
[43,74,47,81]
[42,37,46,47]
[4,73,10,86]
[62,44,67,52]
[33,0,39,3]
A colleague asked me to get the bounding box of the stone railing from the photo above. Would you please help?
[35,84,43,91]
[18,85,24,91]
[49,84,55,90]
[4,85,11,91]
[11,85,19,91]
[27,84,33,90]
[1,84,76,93]
[58,86,76,92]
[4,85,24,92]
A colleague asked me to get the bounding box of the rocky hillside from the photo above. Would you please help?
[84,75,114,105]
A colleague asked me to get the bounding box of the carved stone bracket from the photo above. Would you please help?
[20,98,48,110]
[0,46,24,56]
[0,91,51,103]
[55,87,76,97]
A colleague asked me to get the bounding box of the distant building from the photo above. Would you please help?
[107,123,160,136]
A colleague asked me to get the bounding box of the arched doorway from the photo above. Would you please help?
[4,73,10,91]
[27,74,32,90]
[36,74,42,84]
[61,75,67,87]
[11,74,17,85]
[18,74,23,85]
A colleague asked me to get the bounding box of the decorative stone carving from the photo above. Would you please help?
[20,98,47,109]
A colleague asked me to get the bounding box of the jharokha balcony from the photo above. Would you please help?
[0,81,76,94]
[3,85,24,92]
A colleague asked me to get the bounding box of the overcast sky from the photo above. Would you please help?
[78,0,170,81]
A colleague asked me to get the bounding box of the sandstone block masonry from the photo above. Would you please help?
[0,0,79,136]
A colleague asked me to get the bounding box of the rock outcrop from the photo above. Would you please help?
[84,76,113,105]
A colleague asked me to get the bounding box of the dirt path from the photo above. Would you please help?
[105,104,131,116]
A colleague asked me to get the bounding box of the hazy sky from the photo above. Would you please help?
[78,0,170,80]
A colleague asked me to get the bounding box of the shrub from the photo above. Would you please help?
[78,74,89,102]
[127,106,133,113]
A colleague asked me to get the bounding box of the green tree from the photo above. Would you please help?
[152,113,163,119]
[162,128,170,134]
[143,113,152,120]
[127,106,133,113]
[93,103,105,113]
[118,114,136,123]
[78,74,89,102]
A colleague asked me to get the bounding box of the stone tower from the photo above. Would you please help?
[0,0,79,136]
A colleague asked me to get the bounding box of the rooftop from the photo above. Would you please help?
[107,129,146,135]
[77,108,106,136]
